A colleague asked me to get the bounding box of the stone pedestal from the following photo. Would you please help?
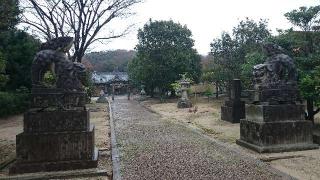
[237,43,319,153]
[237,104,318,153]
[313,134,320,145]
[177,98,192,108]
[10,89,98,174]
[221,79,245,123]
[221,100,245,123]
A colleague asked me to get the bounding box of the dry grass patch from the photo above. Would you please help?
[142,97,240,143]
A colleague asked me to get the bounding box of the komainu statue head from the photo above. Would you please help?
[40,37,74,52]
[32,37,87,92]
[253,43,298,89]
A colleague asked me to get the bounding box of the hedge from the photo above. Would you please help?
[0,91,30,117]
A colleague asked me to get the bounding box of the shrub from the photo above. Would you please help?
[0,91,30,117]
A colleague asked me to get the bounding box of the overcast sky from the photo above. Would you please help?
[99,0,319,55]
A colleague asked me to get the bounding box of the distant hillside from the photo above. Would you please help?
[84,49,136,72]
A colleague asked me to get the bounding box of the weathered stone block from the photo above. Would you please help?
[313,130,320,145]
[252,87,299,104]
[245,104,305,122]
[239,120,313,146]
[221,100,245,123]
[10,149,98,174]
[31,88,86,108]
[237,104,318,153]
[16,125,95,163]
[10,126,97,174]
[221,79,245,123]
[24,110,90,133]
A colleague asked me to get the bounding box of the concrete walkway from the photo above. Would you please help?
[111,97,293,180]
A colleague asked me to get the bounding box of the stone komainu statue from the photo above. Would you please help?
[253,43,298,89]
[32,37,86,91]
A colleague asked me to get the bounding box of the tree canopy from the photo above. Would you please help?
[275,5,320,121]
[0,0,40,91]
[284,6,320,31]
[20,0,142,62]
[207,18,271,90]
[128,20,201,96]
[0,0,20,31]
[205,6,320,121]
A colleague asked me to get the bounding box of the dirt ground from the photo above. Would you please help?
[141,96,320,180]
[0,100,111,179]
[0,115,22,172]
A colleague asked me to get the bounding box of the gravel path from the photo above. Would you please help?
[111,97,293,180]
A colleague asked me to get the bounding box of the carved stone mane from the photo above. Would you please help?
[31,37,86,92]
[253,43,298,89]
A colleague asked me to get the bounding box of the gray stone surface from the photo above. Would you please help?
[177,99,192,108]
[237,43,318,153]
[1,168,107,180]
[9,37,98,174]
[24,110,89,132]
[177,76,192,109]
[112,97,291,179]
[10,109,98,174]
[31,88,87,109]
[313,129,320,145]
[221,79,245,123]
[16,126,95,163]
[32,37,86,92]
[221,100,245,123]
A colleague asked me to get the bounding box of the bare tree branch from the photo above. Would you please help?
[20,0,142,62]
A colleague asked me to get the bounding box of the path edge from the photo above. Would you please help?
[108,99,122,180]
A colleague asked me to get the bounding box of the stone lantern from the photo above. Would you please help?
[96,89,108,103]
[140,84,146,96]
[138,84,147,101]
[177,76,192,108]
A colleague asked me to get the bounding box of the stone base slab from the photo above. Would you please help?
[236,139,318,153]
[240,120,314,146]
[239,119,318,153]
[9,148,98,174]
